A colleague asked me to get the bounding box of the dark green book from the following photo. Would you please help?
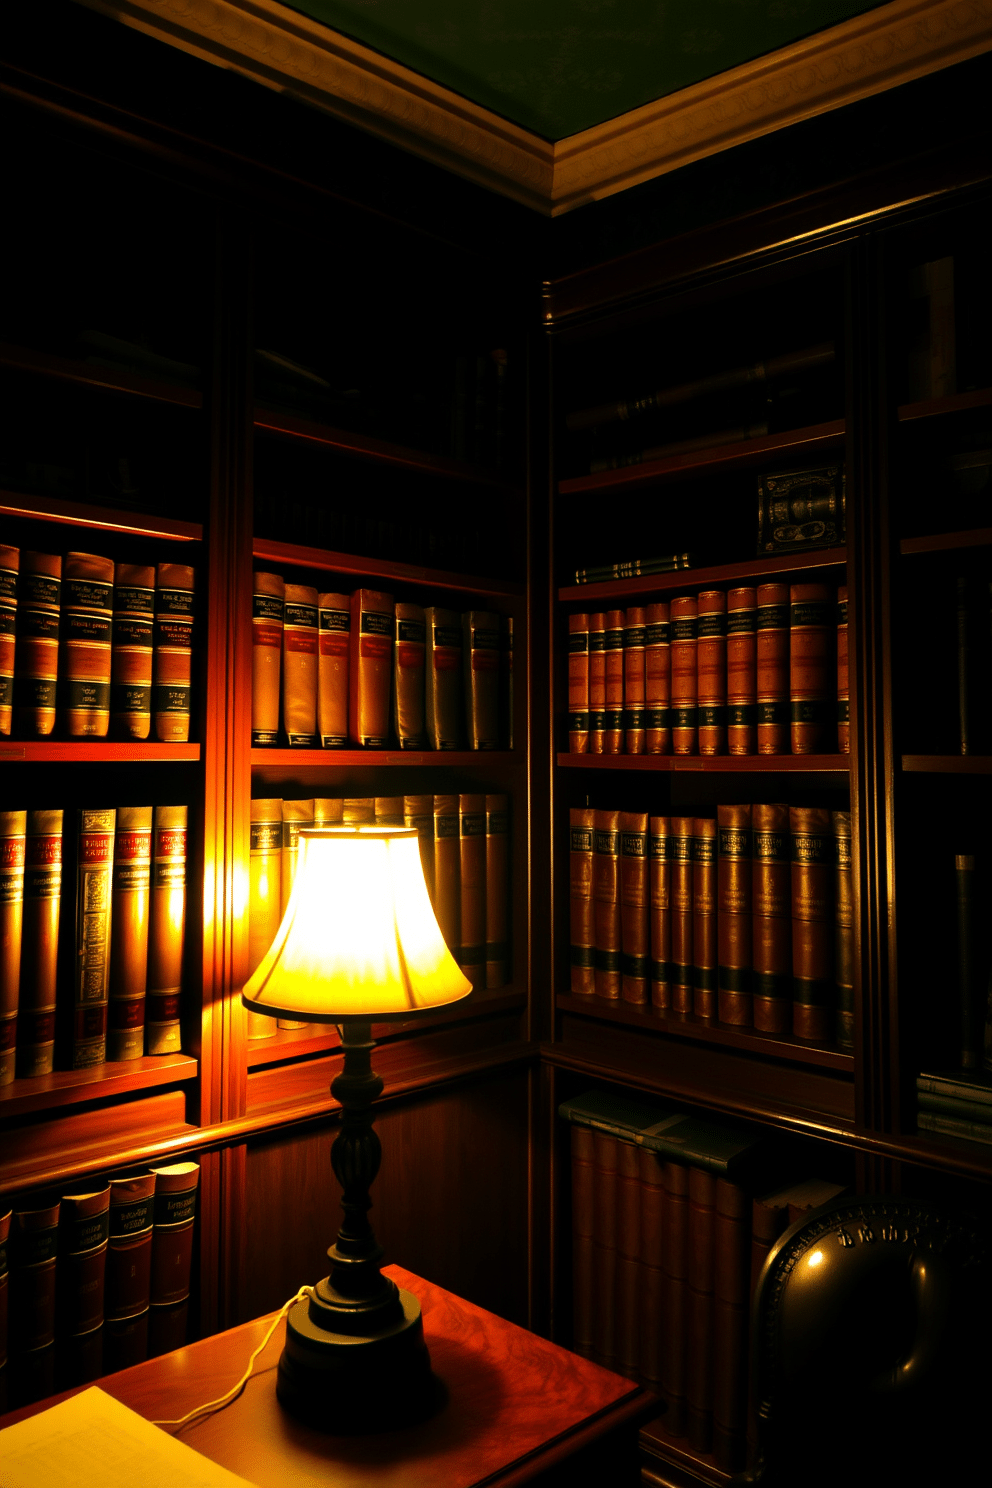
[557,1088,763,1176]
[916,1069,992,1107]
[917,1111,992,1146]
[917,1091,992,1124]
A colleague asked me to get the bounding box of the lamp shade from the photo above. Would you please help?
[242,827,472,1021]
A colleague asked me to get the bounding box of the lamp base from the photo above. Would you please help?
[276,1284,440,1433]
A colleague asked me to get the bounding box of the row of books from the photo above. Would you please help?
[916,1069,992,1146]
[562,1089,846,1472]
[569,805,853,1047]
[252,573,512,750]
[567,583,848,758]
[0,805,188,1084]
[248,793,511,1037]
[0,1161,199,1410]
[0,545,195,741]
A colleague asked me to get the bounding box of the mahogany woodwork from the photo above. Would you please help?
[252,536,524,598]
[558,547,847,603]
[0,340,203,407]
[899,528,992,556]
[640,1419,730,1488]
[0,1053,197,1118]
[0,740,201,762]
[556,752,849,776]
[0,489,202,541]
[252,747,517,769]
[901,755,992,773]
[896,386,992,422]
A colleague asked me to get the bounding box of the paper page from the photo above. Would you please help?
[0,1386,257,1488]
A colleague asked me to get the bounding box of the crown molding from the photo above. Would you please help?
[80,0,992,217]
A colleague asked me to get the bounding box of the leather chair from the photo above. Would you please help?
[735,1195,990,1486]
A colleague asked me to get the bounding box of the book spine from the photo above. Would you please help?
[485,794,510,989]
[149,1163,199,1317]
[423,606,462,750]
[917,1073,992,1106]
[10,1200,60,1358]
[247,798,282,1040]
[74,807,115,1068]
[314,798,344,827]
[111,563,155,740]
[458,794,487,988]
[957,576,969,754]
[589,611,606,753]
[349,589,394,747]
[623,607,646,754]
[686,1167,716,1453]
[17,809,63,1077]
[104,1308,150,1375]
[603,608,625,754]
[62,552,114,738]
[645,602,671,755]
[712,1179,750,1472]
[316,590,350,747]
[567,613,590,753]
[569,807,596,996]
[661,1162,689,1435]
[392,601,426,749]
[697,590,726,755]
[15,551,61,737]
[619,811,649,1005]
[616,1139,642,1380]
[693,818,718,1019]
[58,1187,110,1383]
[752,803,791,1033]
[281,583,318,747]
[343,798,375,825]
[0,544,17,736]
[833,810,854,1051]
[917,1110,992,1145]
[278,800,315,1027]
[251,571,284,746]
[153,563,195,743]
[145,805,187,1055]
[649,816,671,1010]
[501,614,513,750]
[789,583,832,753]
[638,1147,665,1392]
[0,1207,9,1371]
[957,853,978,1068]
[718,804,752,1027]
[836,585,849,754]
[403,795,434,900]
[463,610,500,749]
[671,596,698,755]
[107,805,153,1061]
[0,811,27,1085]
[671,817,695,1015]
[106,1174,156,1327]
[374,796,404,827]
[433,795,460,958]
[756,583,789,754]
[593,808,621,1001]
[591,1132,619,1369]
[791,806,834,1042]
[917,1090,992,1122]
[570,1124,595,1359]
[726,587,756,755]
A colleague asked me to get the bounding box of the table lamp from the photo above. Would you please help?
[242,825,472,1432]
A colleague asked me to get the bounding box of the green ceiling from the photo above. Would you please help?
[286,1,888,140]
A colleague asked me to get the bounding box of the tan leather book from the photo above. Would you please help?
[693,817,718,1018]
[149,1162,199,1309]
[567,612,590,753]
[278,800,314,1028]
[17,808,62,1077]
[697,590,726,755]
[393,601,426,749]
[107,805,153,1060]
[463,610,500,750]
[281,583,318,747]
[752,803,791,1032]
[833,809,854,1050]
[726,587,756,755]
[424,606,462,750]
[105,1173,155,1332]
[433,795,460,957]
[15,551,61,737]
[63,552,114,738]
[756,583,789,754]
[313,798,344,826]
[458,794,486,988]
[247,798,282,1040]
[671,595,698,755]
[145,805,187,1056]
[317,589,350,748]
[717,805,752,1027]
[73,808,115,1068]
[485,794,510,988]
[588,611,606,754]
[603,608,624,754]
[836,586,849,753]
[153,562,195,743]
[0,810,27,1085]
[342,797,375,824]
[593,808,621,1000]
[790,805,833,1041]
[374,797,405,826]
[403,795,434,899]
[58,1186,111,1379]
[649,816,671,1010]
[619,811,649,1004]
[349,588,394,747]
[671,816,694,1014]
[111,562,155,739]
[790,584,833,753]
[569,806,596,996]
[624,607,646,755]
[0,543,17,736]
[252,571,284,747]
[645,602,671,755]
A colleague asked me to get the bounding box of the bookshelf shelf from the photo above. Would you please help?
[251,747,517,770]
[252,536,524,599]
[0,1054,198,1119]
[901,755,992,774]
[557,752,850,776]
[0,741,201,762]
[0,489,203,543]
[558,547,847,604]
[0,341,203,409]
[896,387,992,422]
[557,419,845,496]
[899,527,992,556]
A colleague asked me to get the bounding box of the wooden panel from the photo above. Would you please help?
[901,754,992,773]
[0,741,200,762]
[900,527,992,556]
[0,1091,193,1195]
[557,752,849,777]
[0,1054,197,1118]
[896,386,992,421]
[252,748,516,769]
[0,488,202,540]
[0,340,203,407]
[558,546,847,603]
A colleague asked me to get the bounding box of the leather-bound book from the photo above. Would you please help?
[645,601,671,755]
[73,807,115,1068]
[279,800,314,1028]
[463,610,500,749]
[789,582,832,753]
[567,612,590,753]
[145,805,187,1056]
[686,1167,716,1453]
[671,816,694,1014]
[153,562,195,743]
[833,810,854,1050]
[313,797,343,826]
[588,611,606,754]
[485,794,509,989]
[570,1123,595,1359]
[638,1147,665,1393]
[458,794,487,988]
[105,1309,150,1375]
[756,582,789,754]
[718,805,752,1027]
[343,798,375,824]
[619,810,649,1005]
[392,602,426,749]
[10,1197,60,1363]
[649,816,671,1010]
[726,586,756,754]
[616,1138,642,1380]
[281,583,318,747]
[423,605,462,750]
[750,1190,791,1298]
[403,795,434,900]
[58,1186,110,1384]
[697,589,726,755]
[111,562,155,739]
[713,1179,750,1471]
[148,1161,199,1356]
[569,806,596,996]
[661,1162,689,1436]
[693,818,717,1019]
[752,803,791,1033]
[670,595,698,754]
[836,585,849,753]
[0,1206,9,1371]
[247,798,282,1040]
[433,795,460,958]
[62,552,114,737]
[374,796,404,826]
[317,589,350,748]
[957,854,978,1068]
[604,608,625,754]
[0,810,26,1086]
[16,808,62,1077]
[0,543,17,735]
[104,1172,155,1372]
[251,571,284,746]
[107,805,153,1060]
[593,808,621,1001]
[591,1131,619,1369]
[15,550,61,737]
[791,806,834,1041]
[624,606,646,754]
[351,588,394,748]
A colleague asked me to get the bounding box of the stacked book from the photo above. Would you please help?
[247,793,510,1038]
[0,543,195,743]
[569,804,853,1047]
[916,1070,992,1146]
[0,1160,199,1412]
[252,573,512,750]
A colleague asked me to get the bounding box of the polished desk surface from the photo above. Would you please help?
[0,1265,652,1487]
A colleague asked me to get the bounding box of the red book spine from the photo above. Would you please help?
[619,811,649,1005]
[349,589,394,747]
[756,583,789,754]
[593,809,621,1000]
[603,608,625,754]
[836,585,849,753]
[569,807,596,995]
[638,1147,665,1392]
[623,606,646,754]
[697,589,726,755]
[671,596,697,755]
[692,817,717,1019]
[713,1179,750,1472]
[645,602,671,755]
[589,612,606,754]
[686,1167,716,1453]
[752,802,792,1033]
[726,586,756,754]
[791,805,834,1041]
[592,1131,619,1369]
[790,582,833,753]
[671,817,694,1015]
[661,1162,689,1436]
[650,815,671,1010]
[718,804,753,1027]
[567,612,589,753]
[570,1125,595,1359]
[616,1139,641,1380]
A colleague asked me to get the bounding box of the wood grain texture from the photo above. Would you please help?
[558,549,847,604]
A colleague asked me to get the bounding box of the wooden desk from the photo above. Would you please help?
[0,1265,656,1486]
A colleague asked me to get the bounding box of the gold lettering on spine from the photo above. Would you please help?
[146,805,188,1055]
[252,570,284,747]
[154,563,195,743]
[74,808,116,1068]
[108,806,153,1060]
[17,808,63,1077]
[317,589,349,747]
[112,563,155,740]
[15,551,61,737]
[0,544,17,736]
[0,810,27,1084]
[63,553,114,738]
